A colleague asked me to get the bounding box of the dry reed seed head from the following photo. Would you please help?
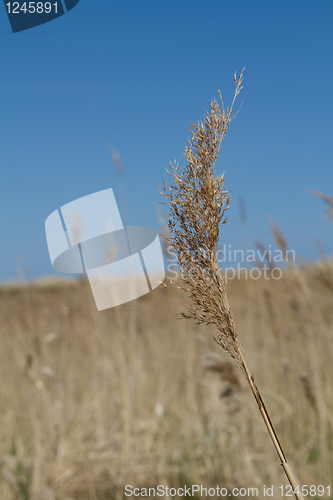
[269,218,288,255]
[111,148,123,172]
[311,190,333,222]
[300,373,318,414]
[160,70,246,371]
[254,239,276,269]
[205,359,241,388]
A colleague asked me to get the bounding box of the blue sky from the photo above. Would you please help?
[1,0,332,282]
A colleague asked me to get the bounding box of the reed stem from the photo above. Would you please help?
[238,350,305,500]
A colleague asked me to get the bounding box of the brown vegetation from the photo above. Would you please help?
[0,261,332,499]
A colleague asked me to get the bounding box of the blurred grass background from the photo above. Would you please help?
[0,258,332,499]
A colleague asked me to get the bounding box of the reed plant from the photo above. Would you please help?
[160,70,305,500]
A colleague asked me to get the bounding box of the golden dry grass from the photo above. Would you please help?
[0,261,332,499]
[160,71,308,498]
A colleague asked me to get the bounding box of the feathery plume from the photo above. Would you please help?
[159,70,304,500]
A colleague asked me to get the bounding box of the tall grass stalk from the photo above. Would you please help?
[160,71,304,500]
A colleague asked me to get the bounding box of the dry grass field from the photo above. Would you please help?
[0,258,332,499]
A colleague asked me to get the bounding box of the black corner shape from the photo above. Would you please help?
[64,0,79,12]
[3,0,80,33]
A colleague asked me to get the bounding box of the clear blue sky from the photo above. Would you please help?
[1,0,332,282]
